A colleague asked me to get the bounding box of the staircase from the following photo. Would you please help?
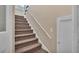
[15,15,47,53]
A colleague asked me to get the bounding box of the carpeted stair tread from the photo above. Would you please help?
[15,29,32,32]
[16,43,41,53]
[15,25,29,27]
[15,33,35,37]
[34,49,48,53]
[15,38,38,45]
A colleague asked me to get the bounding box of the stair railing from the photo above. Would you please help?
[24,5,29,15]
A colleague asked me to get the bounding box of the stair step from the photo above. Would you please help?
[15,43,41,53]
[15,20,27,23]
[15,33,35,41]
[34,49,48,53]
[15,22,29,26]
[15,29,33,35]
[15,19,27,22]
[15,25,29,27]
[15,38,38,49]
[15,18,26,20]
[15,15,24,17]
[15,15,24,19]
[15,28,32,31]
[15,26,31,29]
[15,22,28,25]
[16,22,27,25]
[15,21,27,24]
[15,38,38,45]
[16,33,35,37]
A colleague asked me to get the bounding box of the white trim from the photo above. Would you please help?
[38,37,51,52]
[6,6,15,53]
[57,15,72,20]
[72,5,79,53]
[57,15,72,53]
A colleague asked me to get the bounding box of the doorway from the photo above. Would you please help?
[57,15,73,53]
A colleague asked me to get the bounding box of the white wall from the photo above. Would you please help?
[0,32,9,52]
[0,6,14,53]
[15,5,24,16]
[29,5,72,38]
[26,5,72,52]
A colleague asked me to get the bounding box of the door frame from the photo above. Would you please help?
[6,6,15,53]
[57,5,79,53]
[72,5,79,53]
[57,15,72,53]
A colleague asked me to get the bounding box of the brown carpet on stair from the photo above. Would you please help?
[15,15,48,53]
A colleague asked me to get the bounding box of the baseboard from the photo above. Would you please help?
[38,38,51,53]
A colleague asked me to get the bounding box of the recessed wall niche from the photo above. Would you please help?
[0,5,6,32]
